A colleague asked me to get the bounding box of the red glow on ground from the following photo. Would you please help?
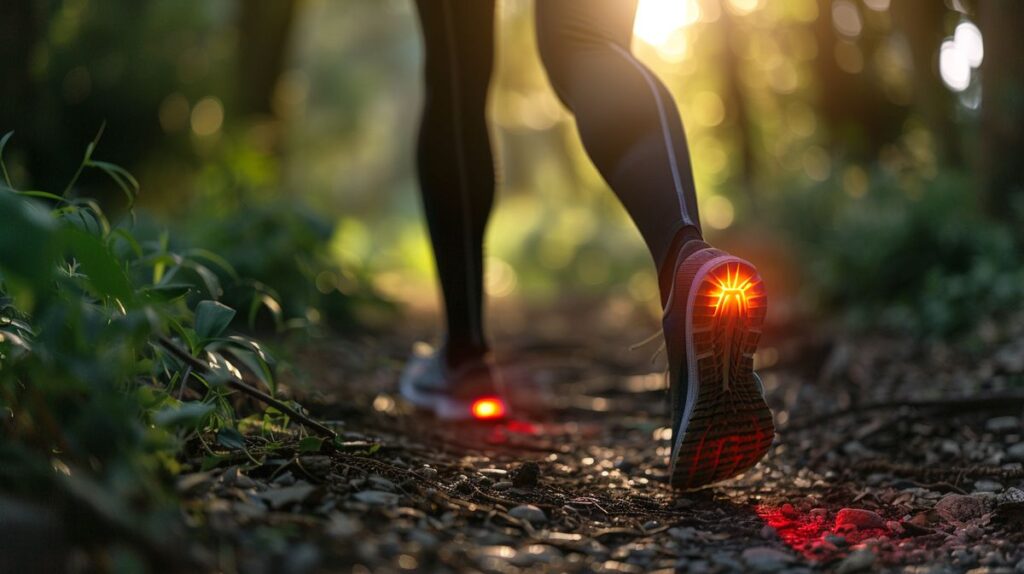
[471,397,506,420]
[755,504,890,561]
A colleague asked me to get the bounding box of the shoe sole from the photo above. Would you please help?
[669,256,774,490]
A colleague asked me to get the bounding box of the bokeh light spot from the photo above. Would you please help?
[191,96,224,136]
[703,195,735,230]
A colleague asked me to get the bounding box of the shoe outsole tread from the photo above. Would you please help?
[670,259,774,490]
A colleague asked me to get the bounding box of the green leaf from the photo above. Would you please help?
[86,160,139,210]
[0,190,59,286]
[195,300,235,339]
[298,436,324,453]
[216,428,246,450]
[0,131,13,187]
[153,401,214,429]
[62,228,134,303]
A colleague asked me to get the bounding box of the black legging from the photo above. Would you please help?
[415,0,702,363]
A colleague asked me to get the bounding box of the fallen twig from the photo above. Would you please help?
[157,336,337,438]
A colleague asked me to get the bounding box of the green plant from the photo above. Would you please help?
[775,167,1024,335]
[0,130,330,567]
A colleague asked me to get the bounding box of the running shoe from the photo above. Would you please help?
[662,241,774,489]
[399,343,507,422]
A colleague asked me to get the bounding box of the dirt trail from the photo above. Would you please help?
[182,301,1024,573]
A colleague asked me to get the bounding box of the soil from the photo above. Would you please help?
[178,299,1024,573]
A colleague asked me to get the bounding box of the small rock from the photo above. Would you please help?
[642,520,659,531]
[940,440,963,458]
[420,466,438,480]
[668,527,699,542]
[299,455,331,474]
[935,494,990,524]
[759,525,777,539]
[259,482,316,509]
[998,487,1024,505]
[352,490,399,506]
[741,547,793,572]
[780,503,800,519]
[974,479,1003,493]
[809,507,828,519]
[825,534,847,547]
[511,462,541,489]
[326,513,360,538]
[1005,442,1024,463]
[835,508,886,531]
[511,544,562,567]
[509,504,547,524]
[986,416,1021,433]
[492,481,513,491]
[272,471,296,486]
[886,521,904,534]
[837,549,875,574]
[368,475,396,492]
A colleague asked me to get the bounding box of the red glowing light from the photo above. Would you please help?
[471,397,506,420]
[709,264,754,316]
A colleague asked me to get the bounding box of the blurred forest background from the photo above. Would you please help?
[3,1,1024,569]
[3,0,1024,335]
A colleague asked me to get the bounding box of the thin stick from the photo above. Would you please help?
[157,336,336,438]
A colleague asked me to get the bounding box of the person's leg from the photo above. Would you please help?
[414,0,496,369]
[535,0,702,306]
[536,1,773,489]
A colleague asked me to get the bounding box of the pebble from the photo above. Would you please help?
[998,487,1024,505]
[668,527,699,542]
[420,466,438,480]
[986,416,1021,433]
[974,479,1003,493]
[825,534,847,547]
[935,494,990,524]
[353,490,399,506]
[511,462,541,489]
[509,504,547,524]
[836,549,875,574]
[835,508,886,530]
[780,503,800,519]
[511,544,561,567]
[741,547,793,572]
[492,481,513,491]
[272,471,296,486]
[1005,442,1024,463]
[259,482,316,509]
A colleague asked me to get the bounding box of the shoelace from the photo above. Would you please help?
[629,328,667,365]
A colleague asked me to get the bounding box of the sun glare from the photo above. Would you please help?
[634,0,700,61]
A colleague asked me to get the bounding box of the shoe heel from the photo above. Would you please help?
[673,259,774,490]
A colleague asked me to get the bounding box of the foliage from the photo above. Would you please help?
[777,166,1024,336]
[183,199,395,332]
[0,131,298,558]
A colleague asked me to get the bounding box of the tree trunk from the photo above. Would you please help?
[891,0,962,166]
[718,2,756,207]
[979,0,1024,229]
[237,0,300,119]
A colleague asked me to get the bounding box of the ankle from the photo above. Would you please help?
[442,340,489,370]
[658,226,704,306]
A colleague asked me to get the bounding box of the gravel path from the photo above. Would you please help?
[180,302,1024,573]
